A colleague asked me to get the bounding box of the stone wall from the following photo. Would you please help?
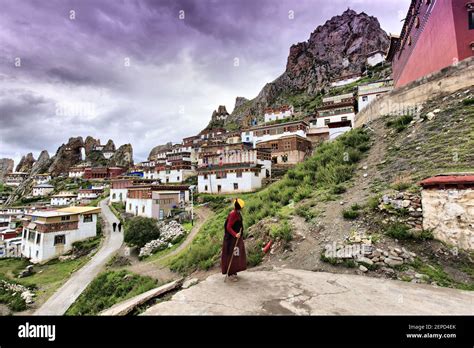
[355,57,474,127]
[421,188,474,251]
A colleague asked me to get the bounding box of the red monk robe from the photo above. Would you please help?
[221,209,247,276]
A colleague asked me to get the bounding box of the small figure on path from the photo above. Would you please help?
[112,222,117,232]
[222,198,247,282]
[118,222,122,232]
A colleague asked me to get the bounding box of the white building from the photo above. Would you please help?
[32,184,55,197]
[241,120,309,147]
[0,237,22,258]
[330,73,361,87]
[357,79,394,111]
[32,174,51,185]
[198,163,268,194]
[366,50,385,67]
[50,192,77,206]
[264,105,294,123]
[20,206,101,263]
[125,185,190,219]
[68,167,85,178]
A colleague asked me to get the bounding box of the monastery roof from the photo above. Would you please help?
[419,174,474,188]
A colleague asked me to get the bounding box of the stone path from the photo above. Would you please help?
[34,199,123,315]
[142,267,474,315]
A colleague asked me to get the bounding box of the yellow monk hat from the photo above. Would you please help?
[234,198,245,209]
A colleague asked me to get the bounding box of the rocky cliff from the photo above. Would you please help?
[108,144,133,168]
[0,158,14,183]
[48,136,85,177]
[15,153,36,173]
[227,9,389,125]
[148,142,173,161]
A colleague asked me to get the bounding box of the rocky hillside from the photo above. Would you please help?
[148,142,173,161]
[226,9,389,126]
[0,158,14,183]
[15,153,36,173]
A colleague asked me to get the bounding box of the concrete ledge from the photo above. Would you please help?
[100,278,183,316]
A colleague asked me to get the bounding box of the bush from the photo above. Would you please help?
[270,220,293,242]
[66,270,157,315]
[124,217,161,248]
[0,283,27,312]
[385,115,413,132]
[462,98,474,106]
[331,184,346,194]
[342,209,360,220]
[295,205,316,222]
[385,222,411,239]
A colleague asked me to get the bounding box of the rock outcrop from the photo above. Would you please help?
[15,153,36,173]
[109,144,133,168]
[206,105,231,129]
[0,158,14,183]
[48,137,85,176]
[227,9,389,125]
[148,142,173,161]
[103,139,116,152]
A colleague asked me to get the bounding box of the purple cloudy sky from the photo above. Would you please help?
[0,0,410,164]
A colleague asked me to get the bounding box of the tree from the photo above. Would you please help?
[124,217,160,248]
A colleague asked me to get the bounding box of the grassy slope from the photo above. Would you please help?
[168,128,371,273]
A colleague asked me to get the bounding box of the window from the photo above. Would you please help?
[61,215,70,221]
[112,193,116,199]
[236,172,242,178]
[362,96,368,102]
[54,235,65,245]
[177,176,180,181]
[28,231,36,242]
[470,11,474,30]
[83,214,93,223]
[129,203,132,210]
[217,185,222,193]
[271,143,278,150]
[142,206,145,213]
[36,233,41,245]
[204,174,208,180]
[415,16,420,28]
[324,119,330,125]
[254,171,259,177]
[204,185,208,191]
[234,183,239,190]
[341,117,348,122]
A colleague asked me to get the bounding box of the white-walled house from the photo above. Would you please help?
[366,50,385,67]
[20,206,101,263]
[68,166,85,178]
[50,192,77,206]
[125,185,190,219]
[32,184,55,197]
[198,163,268,194]
[357,79,394,111]
[330,73,361,87]
[264,105,294,123]
[241,120,309,147]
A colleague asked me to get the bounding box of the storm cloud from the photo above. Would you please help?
[0,0,410,165]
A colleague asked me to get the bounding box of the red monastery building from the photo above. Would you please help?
[387,0,474,87]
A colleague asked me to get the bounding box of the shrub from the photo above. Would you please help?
[124,217,161,248]
[462,98,474,106]
[270,220,293,242]
[295,205,316,222]
[385,222,411,239]
[331,184,346,194]
[342,209,359,220]
[385,115,413,132]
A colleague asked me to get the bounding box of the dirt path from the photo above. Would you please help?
[142,267,473,315]
[125,206,214,281]
[34,199,123,315]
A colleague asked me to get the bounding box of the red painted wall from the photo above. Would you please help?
[393,0,474,87]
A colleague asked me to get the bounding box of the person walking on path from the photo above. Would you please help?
[112,222,117,232]
[221,198,247,282]
[118,222,122,232]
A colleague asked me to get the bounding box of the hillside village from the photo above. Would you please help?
[0,2,473,316]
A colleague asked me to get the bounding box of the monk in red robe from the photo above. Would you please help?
[221,198,247,282]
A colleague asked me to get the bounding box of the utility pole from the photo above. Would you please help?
[189,185,196,226]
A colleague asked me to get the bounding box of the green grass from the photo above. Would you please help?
[270,220,293,242]
[462,98,474,106]
[385,115,413,132]
[0,280,27,311]
[168,128,371,274]
[66,270,157,315]
[342,204,362,220]
[384,222,411,240]
[0,256,91,305]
